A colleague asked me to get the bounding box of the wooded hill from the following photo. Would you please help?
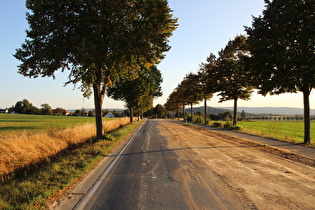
[186,106,315,116]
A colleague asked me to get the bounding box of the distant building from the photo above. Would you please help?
[81,113,88,116]
[52,109,69,116]
[0,108,8,114]
[104,112,115,118]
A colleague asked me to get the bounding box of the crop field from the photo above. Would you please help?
[0,114,97,138]
[0,113,130,178]
[237,120,315,144]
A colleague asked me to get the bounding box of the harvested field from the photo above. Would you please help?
[0,117,129,178]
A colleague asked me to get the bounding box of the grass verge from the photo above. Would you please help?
[0,120,143,209]
[186,119,315,147]
[237,120,315,147]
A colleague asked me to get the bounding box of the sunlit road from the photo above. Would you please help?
[75,119,315,210]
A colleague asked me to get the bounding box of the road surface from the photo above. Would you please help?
[73,119,315,209]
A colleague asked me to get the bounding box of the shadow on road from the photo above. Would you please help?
[104,144,266,157]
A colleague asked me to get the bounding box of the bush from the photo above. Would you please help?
[104,134,115,141]
[224,122,242,130]
[186,117,192,122]
[193,116,203,124]
[205,118,211,126]
[223,121,232,129]
[231,125,242,130]
[212,122,223,128]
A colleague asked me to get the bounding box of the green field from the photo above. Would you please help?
[237,120,315,144]
[0,114,98,137]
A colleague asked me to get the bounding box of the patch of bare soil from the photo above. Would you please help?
[158,120,315,210]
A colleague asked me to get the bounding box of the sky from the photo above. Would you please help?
[0,0,314,110]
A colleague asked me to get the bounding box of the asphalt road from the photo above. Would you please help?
[76,119,247,209]
[67,119,314,210]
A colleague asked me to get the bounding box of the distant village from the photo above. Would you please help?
[0,99,127,118]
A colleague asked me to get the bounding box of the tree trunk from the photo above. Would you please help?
[182,105,185,120]
[302,86,311,144]
[204,98,207,124]
[129,105,134,123]
[190,103,193,120]
[93,84,105,140]
[233,97,238,126]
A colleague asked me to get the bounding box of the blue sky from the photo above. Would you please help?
[1,0,314,110]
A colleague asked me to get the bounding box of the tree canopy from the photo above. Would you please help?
[107,65,163,122]
[169,36,253,125]
[164,89,183,119]
[245,0,315,144]
[216,35,253,125]
[199,53,217,120]
[13,99,39,114]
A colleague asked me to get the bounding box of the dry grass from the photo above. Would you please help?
[102,117,129,133]
[0,118,129,177]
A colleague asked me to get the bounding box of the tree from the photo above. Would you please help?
[107,66,163,123]
[165,89,183,120]
[153,104,167,119]
[165,73,205,121]
[41,103,52,115]
[241,110,246,121]
[14,0,177,139]
[216,35,253,125]
[13,99,39,114]
[178,73,203,119]
[88,110,95,117]
[13,100,29,114]
[218,112,232,121]
[245,0,315,144]
[74,110,81,116]
[199,53,217,122]
[54,107,67,116]
[135,96,154,119]
[143,107,154,118]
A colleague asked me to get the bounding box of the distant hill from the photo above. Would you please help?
[68,106,315,116]
[219,107,315,115]
[185,107,234,115]
[188,106,315,116]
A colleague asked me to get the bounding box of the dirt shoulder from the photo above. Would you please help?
[189,122,315,167]
[157,120,315,209]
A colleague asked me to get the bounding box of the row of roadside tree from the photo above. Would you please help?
[165,1,314,144]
